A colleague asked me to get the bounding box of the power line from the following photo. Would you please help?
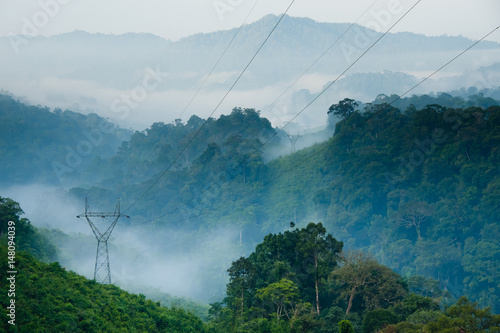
[167,0,380,208]
[134,24,500,228]
[121,0,261,184]
[138,0,261,166]
[161,0,382,213]
[258,0,379,117]
[255,24,500,189]
[263,0,422,146]
[123,1,296,213]
[153,0,421,222]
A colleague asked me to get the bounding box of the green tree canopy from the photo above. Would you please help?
[328,98,359,120]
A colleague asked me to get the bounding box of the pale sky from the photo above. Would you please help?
[1,0,499,42]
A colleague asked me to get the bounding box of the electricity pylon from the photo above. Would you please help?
[287,132,302,153]
[77,198,129,284]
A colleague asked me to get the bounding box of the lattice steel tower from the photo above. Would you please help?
[287,132,302,153]
[77,198,128,284]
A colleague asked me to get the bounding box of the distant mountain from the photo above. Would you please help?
[4,15,499,85]
[287,69,500,123]
[1,15,499,128]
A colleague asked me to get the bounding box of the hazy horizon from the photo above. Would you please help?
[1,9,499,131]
[1,1,500,42]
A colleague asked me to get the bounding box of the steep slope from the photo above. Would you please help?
[210,223,499,332]
[0,197,210,331]
[0,248,207,332]
[2,94,499,311]
[64,95,500,311]
[262,102,500,312]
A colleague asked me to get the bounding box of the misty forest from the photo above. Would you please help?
[1,8,500,333]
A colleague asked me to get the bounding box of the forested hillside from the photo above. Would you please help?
[2,202,498,332]
[263,100,500,312]
[0,249,208,332]
[0,93,131,186]
[208,223,499,332]
[1,93,499,326]
[64,94,500,312]
[2,1,500,330]
[0,197,208,332]
[68,106,283,224]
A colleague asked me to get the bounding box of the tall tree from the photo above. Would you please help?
[297,222,343,316]
[331,251,407,316]
[328,98,359,120]
[396,201,434,240]
[256,278,300,325]
[332,251,376,316]
[0,196,23,238]
[226,257,256,319]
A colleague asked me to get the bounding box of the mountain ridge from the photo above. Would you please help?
[6,14,499,48]
[1,14,499,128]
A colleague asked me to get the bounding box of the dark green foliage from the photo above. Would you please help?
[383,297,500,332]
[209,224,490,333]
[0,197,23,238]
[338,320,355,333]
[10,218,57,263]
[1,93,499,331]
[330,252,408,317]
[248,223,343,314]
[210,223,343,332]
[0,198,208,332]
[445,297,500,332]
[406,276,450,300]
[0,199,497,332]
[226,257,256,320]
[0,196,56,262]
[362,309,397,333]
[372,92,500,111]
[125,285,210,322]
[317,306,344,333]
[6,95,497,311]
[395,293,440,318]
[0,94,130,185]
[263,101,500,312]
[69,107,277,230]
[328,98,359,121]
